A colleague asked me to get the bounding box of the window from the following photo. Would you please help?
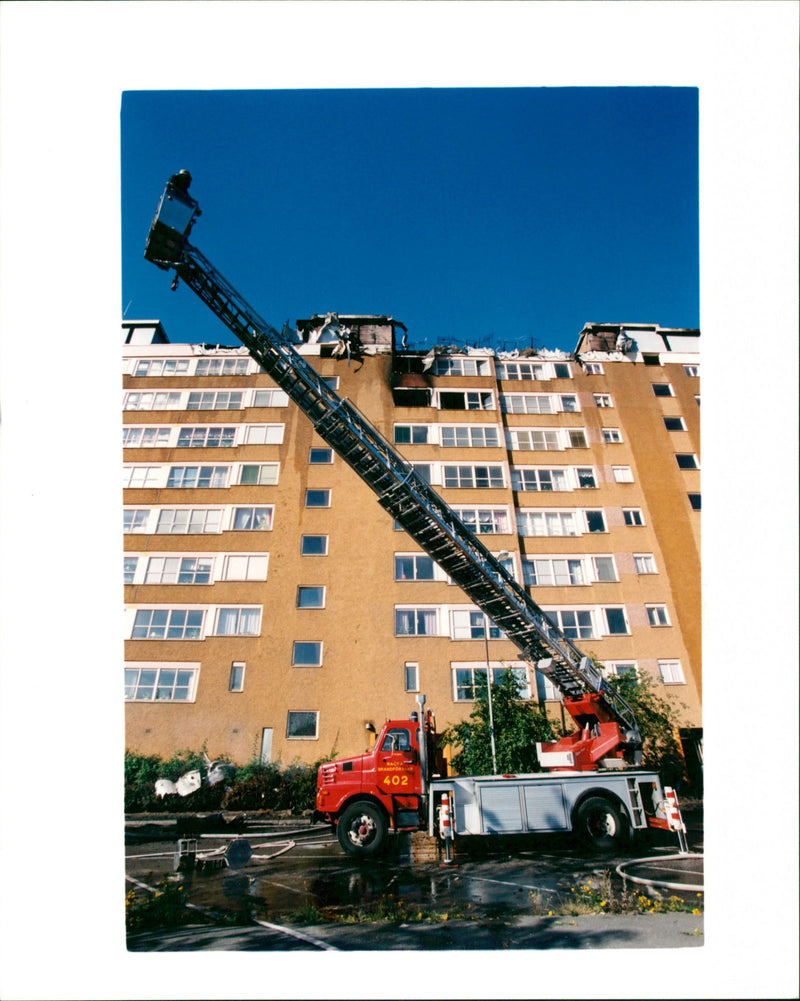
[443,464,504,489]
[663,416,686,431]
[301,535,328,555]
[577,468,597,488]
[507,429,561,452]
[232,507,273,531]
[125,665,198,702]
[453,664,530,701]
[214,607,261,635]
[395,608,438,636]
[195,357,250,376]
[643,353,661,367]
[554,363,571,379]
[134,358,190,377]
[123,466,162,489]
[695,396,700,407]
[440,425,500,448]
[658,660,685,684]
[603,662,637,680]
[523,558,585,587]
[124,391,182,411]
[545,609,594,640]
[688,493,702,511]
[124,557,138,584]
[496,361,550,380]
[244,424,284,445]
[229,662,246,692]
[222,555,269,581]
[309,448,333,464]
[684,365,699,377]
[568,430,588,448]
[623,508,644,526]
[517,510,578,537]
[156,508,222,534]
[585,510,607,533]
[634,554,657,574]
[404,662,419,692]
[652,383,674,398]
[433,356,490,376]
[646,605,670,626]
[297,586,325,608]
[560,395,579,412]
[612,466,634,483]
[437,390,495,411]
[501,394,555,415]
[592,556,617,582]
[511,468,568,492]
[123,426,171,447]
[287,710,319,738]
[322,376,340,391]
[676,453,700,470]
[252,389,289,407]
[450,610,502,640]
[394,424,430,445]
[131,609,204,640]
[395,554,435,581]
[410,463,432,484]
[178,426,238,448]
[602,428,623,443]
[305,489,331,508]
[187,391,243,410]
[583,363,604,375]
[238,463,280,485]
[292,642,323,666]
[145,557,213,585]
[456,507,511,534]
[594,394,613,408]
[167,466,229,488]
[603,607,629,635]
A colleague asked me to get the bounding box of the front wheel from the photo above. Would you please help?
[336,801,388,857]
[573,796,630,852]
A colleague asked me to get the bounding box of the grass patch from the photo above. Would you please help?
[283,895,475,926]
[530,871,704,917]
[126,879,191,932]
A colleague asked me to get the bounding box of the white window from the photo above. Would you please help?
[297,586,325,608]
[436,389,495,411]
[612,466,634,483]
[309,448,333,465]
[187,391,243,410]
[301,535,328,556]
[455,507,511,535]
[195,357,250,376]
[395,607,439,636]
[214,607,262,636]
[591,556,617,582]
[124,556,138,584]
[404,662,419,692]
[676,453,700,470]
[496,361,546,380]
[506,428,562,452]
[440,425,500,448]
[123,466,162,489]
[238,463,280,485]
[517,510,578,537]
[229,662,246,692]
[602,428,623,443]
[395,554,437,581]
[568,430,588,448]
[410,463,432,484]
[252,388,289,408]
[123,426,171,447]
[452,663,530,701]
[684,365,699,377]
[583,363,604,375]
[577,468,597,488]
[450,610,502,640]
[232,507,273,531]
[286,710,319,738]
[511,467,569,492]
[623,508,644,526]
[177,426,238,448]
[442,464,505,488]
[560,395,579,412]
[652,383,674,398]
[658,660,685,684]
[125,663,198,702]
[634,555,657,574]
[133,358,190,377]
[603,607,630,635]
[124,509,150,533]
[522,558,585,587]
[144,557,213,585]
[585,510,607,533]
[646,605,671,626]
[124,392,183,412]
[603,662,638,680]
[433,357,490,376]
[545,609,595,640]
[292,642,323,667]
[167,466,229,488]
[594,394,613,408]
[305,489,331,508]
[394,424,431,445]
[222,555,269,581]
[131,609,205,640]
[244,424,285,445]
[156,509,222,534]
[501,394,555,415]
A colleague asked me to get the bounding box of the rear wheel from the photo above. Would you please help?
[336,801,388,857]
[573,796,630,852]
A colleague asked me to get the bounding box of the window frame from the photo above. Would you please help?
[229,661,246,692]
[308,448,334,465]
[646,605,671,627]
[296,586,326,609]
[124,663,199,702]
[304,489,332,508]
[301,534,328,556]
[658,660,686,684]
[292,642,323,667]
[286,710,319,739]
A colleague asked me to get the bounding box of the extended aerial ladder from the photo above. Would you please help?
[143,170,643,771]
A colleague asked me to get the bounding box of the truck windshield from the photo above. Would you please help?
[380,728,411,752]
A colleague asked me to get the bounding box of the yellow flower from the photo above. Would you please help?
[692,908,701,915]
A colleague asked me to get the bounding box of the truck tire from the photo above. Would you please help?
[336,801,388,857]
[573,796,630,852]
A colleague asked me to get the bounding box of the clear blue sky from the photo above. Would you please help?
[121,88,698,353]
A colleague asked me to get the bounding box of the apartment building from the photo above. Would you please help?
[123,317,701,776]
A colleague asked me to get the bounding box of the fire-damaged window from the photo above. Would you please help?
[437,390,495,411]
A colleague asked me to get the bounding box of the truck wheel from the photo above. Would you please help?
[336,801,388,857]
[573,796,629,852]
